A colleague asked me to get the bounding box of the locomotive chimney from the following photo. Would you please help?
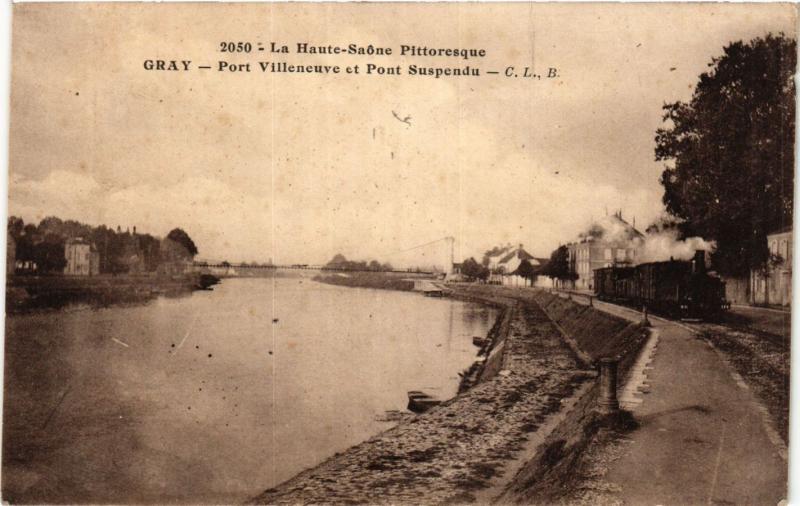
[693,250,706,274]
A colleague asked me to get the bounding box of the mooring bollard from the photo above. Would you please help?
[597,358,620,414]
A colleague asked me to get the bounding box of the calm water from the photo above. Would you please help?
[3,277,497,504]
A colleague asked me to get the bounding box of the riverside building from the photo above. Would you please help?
[567,212,644,291]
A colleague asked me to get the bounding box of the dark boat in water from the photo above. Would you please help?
[407,391,442,413]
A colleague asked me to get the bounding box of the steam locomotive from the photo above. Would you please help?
[593,250,730,319]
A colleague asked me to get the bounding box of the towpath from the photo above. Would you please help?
[592,300,787,505]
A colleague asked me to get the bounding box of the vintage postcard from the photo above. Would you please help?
[3,3,795,504]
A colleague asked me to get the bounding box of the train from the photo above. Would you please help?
[593,250,730,319]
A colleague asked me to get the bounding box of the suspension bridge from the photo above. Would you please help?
[194,236,457,275]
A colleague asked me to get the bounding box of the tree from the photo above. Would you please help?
[326,254,348,269]
[516,259,538,285]
[541,246,576,284]
[15,225,37,265]
[7,216,24,240]
[33,233,66,273]
[461,257,489,281]
[166,228,198,257]
[656,34,795,276]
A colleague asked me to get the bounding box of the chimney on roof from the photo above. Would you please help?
[133,226,137,235]
[693,250,706,274]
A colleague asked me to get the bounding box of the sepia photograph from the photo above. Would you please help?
[2,3,795,504]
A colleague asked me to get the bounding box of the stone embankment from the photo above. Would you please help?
[252,285,649,504]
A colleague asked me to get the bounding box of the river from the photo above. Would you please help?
[2,277,498,504]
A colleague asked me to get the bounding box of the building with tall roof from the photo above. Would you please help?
[487,244,545,286]
[567,212,644,290]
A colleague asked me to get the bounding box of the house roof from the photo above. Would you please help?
[577,213,644,243]
[497,246,540,274]
[498,247,534,265]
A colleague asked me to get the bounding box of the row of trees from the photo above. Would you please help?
[8,215,198,275]
[324,254,394,272]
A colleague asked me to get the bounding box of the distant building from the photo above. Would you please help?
[484,243,513,272]
[64,238,100,276]
[749,226,792,306]
[567,212,644,291]
[489,244,543,286]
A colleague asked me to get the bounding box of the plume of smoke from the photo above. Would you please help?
[636,229,715,265]
[580,215,641,244]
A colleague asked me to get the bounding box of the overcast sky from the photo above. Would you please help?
[8,3,796,266]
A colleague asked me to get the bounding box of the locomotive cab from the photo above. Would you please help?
[682,251,730,318]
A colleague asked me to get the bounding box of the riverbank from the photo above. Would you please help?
[252,285,649,504]
[5,273,212,313]
[312,271,430,291]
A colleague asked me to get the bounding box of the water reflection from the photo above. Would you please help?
[3,278,497,504]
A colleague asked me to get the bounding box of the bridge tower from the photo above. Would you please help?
[445,236,455,275]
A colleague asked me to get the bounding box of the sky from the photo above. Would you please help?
[8,3,796,267]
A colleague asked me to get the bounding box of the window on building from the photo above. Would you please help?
[616,249,625,260]
[604,248,612,260]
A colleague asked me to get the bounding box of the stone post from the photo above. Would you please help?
[642,306,650,327]
[597,358,619,414]
[588,295,593,307]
